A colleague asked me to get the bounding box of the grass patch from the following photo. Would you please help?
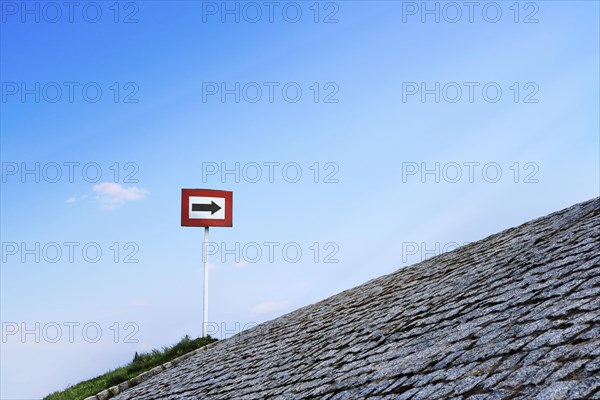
[44,335,217,400]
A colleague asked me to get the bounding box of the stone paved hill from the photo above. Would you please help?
[112,197,600,400]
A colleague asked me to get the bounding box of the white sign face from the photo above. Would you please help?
[181,189,232,227]
[189,196,226,220]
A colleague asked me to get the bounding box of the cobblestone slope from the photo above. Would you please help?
[112,197,600,400]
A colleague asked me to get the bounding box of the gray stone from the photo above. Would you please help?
[533,381,577,400]
[96,390,110,400]
[105,198,599,400]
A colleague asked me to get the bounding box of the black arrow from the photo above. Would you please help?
[192,201,221,215]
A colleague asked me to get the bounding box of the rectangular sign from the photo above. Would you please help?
[181,189,233,227]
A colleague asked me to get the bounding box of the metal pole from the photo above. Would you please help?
[203,226,209,337]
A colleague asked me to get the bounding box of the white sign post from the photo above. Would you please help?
[181,189,233,337]
[203,226,209,337]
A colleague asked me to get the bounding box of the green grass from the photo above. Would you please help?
[44,335,217,400]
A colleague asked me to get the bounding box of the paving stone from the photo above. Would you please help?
[533,380,577,400]
[108,198,599,400]
[453,375,486,394]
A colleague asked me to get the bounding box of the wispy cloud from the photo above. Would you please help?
[66,194,87,204]
[251,300,290,316]
[92,182,149,210]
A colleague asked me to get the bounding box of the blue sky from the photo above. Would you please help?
[1,1,599,398]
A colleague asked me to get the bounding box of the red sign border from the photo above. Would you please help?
[181,189,233,227]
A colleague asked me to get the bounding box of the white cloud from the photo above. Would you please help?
[66,194,87,204]
[251,300,290,316]
[92,182,149,210]
[235,261,249,268]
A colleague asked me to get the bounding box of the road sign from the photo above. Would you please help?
[181,188,233,338]
[181,189,233,227]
